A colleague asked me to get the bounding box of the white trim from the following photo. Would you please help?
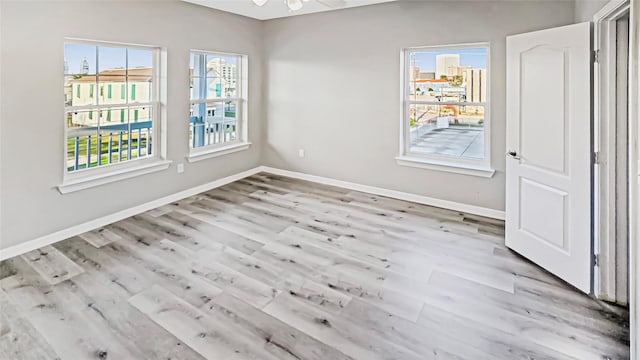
[260,166,505,220]
[187,142,251,163]
[1,166,264,261]
[57,160,172,194]
[395,156,495,178]
[190,98,240,105]
[64,37,162,50]
[65,101,157,112]
[628,0,639,357]
[593,0,632,304]
[594,0,630,20]
[407,100,487,106]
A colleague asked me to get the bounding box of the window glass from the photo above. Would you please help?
[189,51,244,151]
[404,46,488,163]
[64,42,157,173]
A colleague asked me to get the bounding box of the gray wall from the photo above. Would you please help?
[0,0,581,251]
[574,0,609,22]
[261,1,575,212]
[0,0,264,249]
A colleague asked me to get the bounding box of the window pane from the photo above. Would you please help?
[98,46,126,73]
[220,55,238,98]
[223,100,238,142]
[409,104,485,160]
[64,44,96,76]
[68,79,96,106]
[190,102,237,148]
[205,55,238,99]
[128,48,153,69]
[409,48,487,104]
[190,53,205,100]
[189,102,205,148]
[191,76,204,100]
[65,44,97,106]
[66,110,99,171]
[97,46,127,106]
[126,106,153,159]
[128,48,153,103]
[126,79,152,103]
[205,54,221,77]
[206,77,223,99]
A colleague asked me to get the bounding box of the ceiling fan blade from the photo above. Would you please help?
[317,0,348,8]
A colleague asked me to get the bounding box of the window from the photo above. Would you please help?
[400,43,492,176]
[189,50,248,157]
[64,41,159,173]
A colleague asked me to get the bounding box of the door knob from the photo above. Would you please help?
[506,151,521,160]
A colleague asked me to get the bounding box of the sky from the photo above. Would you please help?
[65,44,238,74]
[412,48,487,72]
[64,43,152,74]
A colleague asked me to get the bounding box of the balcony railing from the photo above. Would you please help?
[190,116,237,148]
[67,121,153,172]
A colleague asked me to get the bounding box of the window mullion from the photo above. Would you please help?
[65,102,156,112]
[95,46,102,167]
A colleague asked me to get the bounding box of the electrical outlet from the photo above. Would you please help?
[298,149,305,158]
[177,163,185,174]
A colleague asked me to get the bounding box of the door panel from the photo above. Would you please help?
[519,178,568,250]
[520,46,568,174]
[506,22,591,293]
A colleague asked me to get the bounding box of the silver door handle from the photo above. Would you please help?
[506,151,521,160]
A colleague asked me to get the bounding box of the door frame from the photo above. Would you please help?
[593,0,631,305]
[629,0,638,357]
[594,0,638,357]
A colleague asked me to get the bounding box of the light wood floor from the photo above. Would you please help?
[0,173,630,360]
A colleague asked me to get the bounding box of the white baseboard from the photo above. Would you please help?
[258,166,506,220]
[0,167,263,261]
[0,165,505,260]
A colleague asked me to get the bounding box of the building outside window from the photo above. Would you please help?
[64,41,159,173]
[400,43,492,175]
[189,50,248,154]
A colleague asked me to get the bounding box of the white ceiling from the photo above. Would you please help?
[182,0,399,20]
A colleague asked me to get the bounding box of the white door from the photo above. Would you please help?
[506,22,592,293]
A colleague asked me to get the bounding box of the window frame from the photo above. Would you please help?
[187,49,250,162]
[398,42,494,177]
[60,39,169,193]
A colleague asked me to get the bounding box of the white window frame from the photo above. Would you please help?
[58,39,170,194]
[397,42,494,178]
[187,50,250,163]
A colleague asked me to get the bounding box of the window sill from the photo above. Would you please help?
[58,159,172,194]
[395,156,495,178]
[187,142,251,163]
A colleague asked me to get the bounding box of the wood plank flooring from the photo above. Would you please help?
[0,173,630,359]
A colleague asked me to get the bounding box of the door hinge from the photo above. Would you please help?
[593,151,600,164]
[593,254,600,267]
[593,49,600,63]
